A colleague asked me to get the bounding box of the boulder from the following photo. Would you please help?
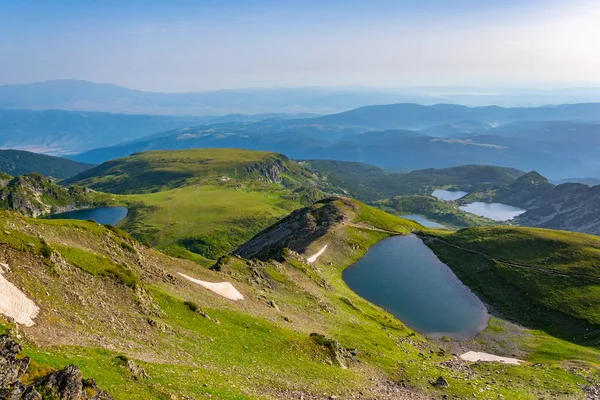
[0,335,30,388]
[431,376,449,388]
[0,335,112,399]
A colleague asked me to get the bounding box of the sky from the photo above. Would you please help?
[1,0,600,92]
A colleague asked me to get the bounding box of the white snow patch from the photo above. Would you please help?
[0,268,39,326]
[307,245,328,263]
[460,351,522,365]
[178,273,244,301]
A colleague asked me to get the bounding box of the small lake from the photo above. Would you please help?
[342,235,488,339]
[459,202,526,222]
[432,189,468,201]
[401,214,445,229]
[48,207,128,225]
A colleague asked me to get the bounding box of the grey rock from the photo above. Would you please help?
[0,335,112,399]
[431,376,449,388]
[126,360,149,381]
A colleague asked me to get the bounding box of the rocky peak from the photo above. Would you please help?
[233,197,354,260]
[514,171,551,186]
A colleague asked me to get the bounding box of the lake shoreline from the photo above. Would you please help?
[342,234,489,340]
[47,206,129,225]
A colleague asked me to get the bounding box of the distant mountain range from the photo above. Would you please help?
[69,103,600,179]
[0,108,321,155]
[2,96,600,179]
[311,102,600,129]
[4,80,600,115]
[0,80,429,115]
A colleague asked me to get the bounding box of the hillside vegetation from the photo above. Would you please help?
[0,172,114,217]
[376,195,493,228]
[67,149,323,262]
[0,149,93,179]
[2,196,599,399]
[421,226,600,347]
[307,160,523,201]
[67,148,315,194]
[458,171,600,235]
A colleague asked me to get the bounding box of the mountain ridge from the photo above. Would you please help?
[0,149,93,179]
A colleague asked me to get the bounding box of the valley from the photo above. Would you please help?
[0,147,598,399]
[64,105,600,180]
[1,190,599,399]
[0,88,600,400]
[4,4,600,399]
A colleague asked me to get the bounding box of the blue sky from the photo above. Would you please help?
[1,0,599,91]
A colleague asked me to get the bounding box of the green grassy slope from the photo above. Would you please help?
[122,185,303,261]
[2,200,598,399]
[233,196,421,261]
[66,149,323,262]
[67,148,314,194]
[420,226,600,347]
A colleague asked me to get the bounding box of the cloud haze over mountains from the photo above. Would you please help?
[1,0,600,91]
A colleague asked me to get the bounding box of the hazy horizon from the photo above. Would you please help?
[2,0,600,92]
[5,78,600,95]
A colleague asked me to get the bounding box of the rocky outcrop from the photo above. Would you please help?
[0,336,29,390]
[233,197,354,261]
[431,376,449,388]
[246,158,285,184]
[309,333,359,369]
[580,385,600,400]
[461,170,600,235]
[0,335,112,400]
[516,183,600,235]
[0,173,98,218]
[485,171,554,209]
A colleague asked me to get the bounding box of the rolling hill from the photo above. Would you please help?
[66,148,315,194]
[2,196,599,398]
[421,226,600,346]
[308,161,524,202]
[66,149,323,262]
[0,149,93,179]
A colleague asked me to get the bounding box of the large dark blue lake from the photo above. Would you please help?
[342,235,488,339]
[48,207,128,225]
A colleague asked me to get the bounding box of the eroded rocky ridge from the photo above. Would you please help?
[233,197,353,260]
